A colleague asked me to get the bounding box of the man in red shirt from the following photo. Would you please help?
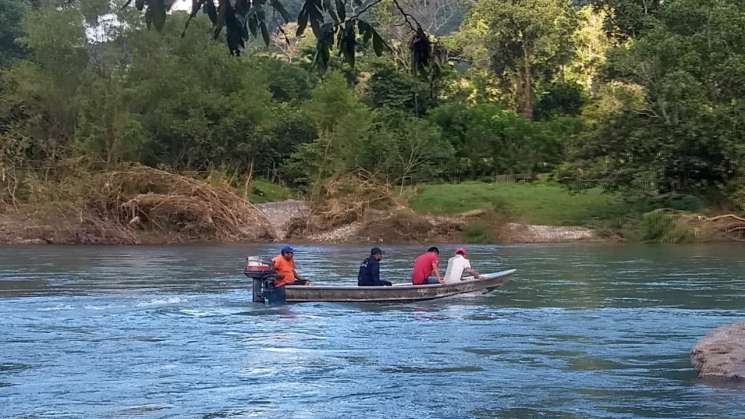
[411,247,443,285]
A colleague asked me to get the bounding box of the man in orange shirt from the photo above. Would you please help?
[272,246,310,287]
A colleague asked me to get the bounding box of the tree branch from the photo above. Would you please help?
[391,0,421,32]
[351,0,386,20]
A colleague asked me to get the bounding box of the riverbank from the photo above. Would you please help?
[0,172,736,245]
[0,197,602,245]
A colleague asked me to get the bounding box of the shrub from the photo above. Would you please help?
[463,220,492,243]
[639,210,695,243]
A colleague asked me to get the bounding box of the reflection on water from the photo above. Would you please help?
[1,243,745,418]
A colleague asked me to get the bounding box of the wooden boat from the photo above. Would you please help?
[283,269,515,303]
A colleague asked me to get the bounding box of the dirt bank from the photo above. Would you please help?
[274,201,599,244]
[0,166,274,245]
[0,198,603,245]
[496,223,596,242]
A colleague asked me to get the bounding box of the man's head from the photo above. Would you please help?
[455,247,467,257]
[371,247,384,261]
[281,246,295,261]
[427,246,440,255]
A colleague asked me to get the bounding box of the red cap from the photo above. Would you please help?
[455,247,467,256]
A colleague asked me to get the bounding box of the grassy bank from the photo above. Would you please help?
[407,181,628,226]
[249,178,297,203]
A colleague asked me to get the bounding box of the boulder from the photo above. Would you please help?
[691,322,745,382]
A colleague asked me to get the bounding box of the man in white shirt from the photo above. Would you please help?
[443,248,480,284]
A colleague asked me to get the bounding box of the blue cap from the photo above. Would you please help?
[281,246,295,254]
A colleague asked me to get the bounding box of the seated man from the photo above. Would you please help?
[272,246,310,287]
[443,248,480,284]
[358,247,392,286]
[411,247,443,285]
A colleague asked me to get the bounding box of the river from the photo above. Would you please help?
[1,244,744,418]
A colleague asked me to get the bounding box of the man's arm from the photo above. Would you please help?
[372,260,381,284]
[293,266,309,282]
[464,267,480,279]
[432,261,443,283]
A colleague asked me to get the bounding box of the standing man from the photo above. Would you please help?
[411,247,443,285]
[443,248,480,284]
[358,247,392,286]
[272,246,309,287]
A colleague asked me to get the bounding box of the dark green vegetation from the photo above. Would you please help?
[1,0,745,242]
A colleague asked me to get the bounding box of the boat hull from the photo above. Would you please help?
[284,269,515,303]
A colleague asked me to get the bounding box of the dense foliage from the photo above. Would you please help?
[1,0,745,209]
[561,0,745,197]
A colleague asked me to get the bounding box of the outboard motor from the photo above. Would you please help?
[243,257,286,304]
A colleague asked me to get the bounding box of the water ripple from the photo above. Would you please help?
[1,244,745,418]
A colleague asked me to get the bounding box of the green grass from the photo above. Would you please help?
[249,178,297,203]
[408,181,628,226]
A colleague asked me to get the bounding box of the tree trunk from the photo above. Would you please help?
[517,47,533,120]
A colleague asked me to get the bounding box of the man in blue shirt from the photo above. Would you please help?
[358,247,392,286]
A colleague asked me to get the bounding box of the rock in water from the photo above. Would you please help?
[691,322,745,382]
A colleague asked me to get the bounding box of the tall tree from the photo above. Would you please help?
[2,4,89,160]
[0,0,29,68]
[564,0,745,195]
[458,0,577,119]
[592,0,662,41]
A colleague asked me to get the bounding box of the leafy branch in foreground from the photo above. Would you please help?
[123,0,437,72]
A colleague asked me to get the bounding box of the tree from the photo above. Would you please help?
[75,73,146,167]
[362,109,454,186]
[564,6,609,94]
[591,0,662,41]
[362,60,435,115]
[429,103,571,178]
[2,4,89,161]
[563,0,745,195]
[458,0,577,119]
[123,14,276,172]
[286,71,374,188]
[0,0,29,68]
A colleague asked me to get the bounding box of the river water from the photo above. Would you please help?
[1,244,744,418]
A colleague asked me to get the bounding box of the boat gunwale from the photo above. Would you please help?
[284,269,516,291]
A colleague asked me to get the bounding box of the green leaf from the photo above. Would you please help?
[409,28,431,75]
[308,0,324,37]
[235,0,251,14]
[190,0,203,15]
[335,0,345,21]
[214,0,228,39]
[248,14,258,37]
[147,0,166,31]
[204,0,218,24]
[357,19,373,43]
[314,22,335,70]
[296,8,308,36]
[372,30,386,56]
[260,20,271,46]
[323,0,338,23]
[269,0,290,23]
[339,21,356,66]
[182,0,206,37]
